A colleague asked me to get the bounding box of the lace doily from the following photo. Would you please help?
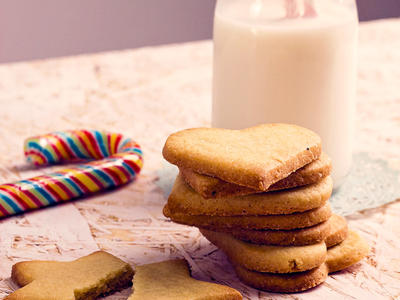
[331,152,400,216]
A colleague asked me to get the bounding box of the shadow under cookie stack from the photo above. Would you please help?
[162,124,369,293]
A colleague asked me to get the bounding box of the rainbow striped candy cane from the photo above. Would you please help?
[0,130,143,218]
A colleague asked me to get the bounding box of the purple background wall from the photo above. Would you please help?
[0,0,398,63]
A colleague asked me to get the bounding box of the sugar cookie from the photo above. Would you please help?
[326,230,369,273]
[213,214,347,247]
[227,217,331,246]
[163,124,321,190]
[7,251,133,300]
[325,214,348,248]
[168,175,332,216]
[164,202,332,230]
[200,229,327,273]
[180,152,331,198]
[234,263,328,293]
[128,259,242,300]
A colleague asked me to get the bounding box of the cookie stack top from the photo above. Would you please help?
[163,123,322,191]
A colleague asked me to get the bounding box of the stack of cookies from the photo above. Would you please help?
[162,124,369,292]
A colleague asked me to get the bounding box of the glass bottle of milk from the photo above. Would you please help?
[212,0,358,189]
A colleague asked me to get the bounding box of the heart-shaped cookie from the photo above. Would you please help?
[200,229,327,273]
[163,202,332,230]
[226,214,346,247]
[162,123,321,190]
[180,152,331,199]
[167,175,333,217]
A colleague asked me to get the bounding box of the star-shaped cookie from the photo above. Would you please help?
[128,259,242,300]
[6,251,133,300]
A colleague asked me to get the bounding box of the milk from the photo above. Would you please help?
[212,0,358,188]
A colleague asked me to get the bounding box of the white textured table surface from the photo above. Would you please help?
[0,19,399,299]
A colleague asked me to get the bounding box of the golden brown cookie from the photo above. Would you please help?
[180,152,332,198]
[200,229,327,273]
[164,202,332,230]
[163,124,322,190]
[232,230,368,293]
[128,259,242,300]
[326,230,369,273]
[227,217,331,246]
[325,214,348,248]
[167,175,332,216]
[224,214,347,247]
[234,263,328,293]
[7,251,133,300]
